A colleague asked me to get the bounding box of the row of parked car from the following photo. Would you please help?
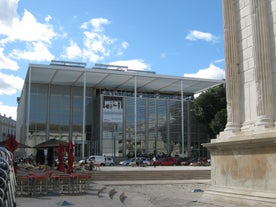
[119,156,211,167]
[78,155,115,166]
[77,155,210,167]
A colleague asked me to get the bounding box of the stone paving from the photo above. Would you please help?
[14,166,261,207]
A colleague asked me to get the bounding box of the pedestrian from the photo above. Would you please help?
[153,156,156,168]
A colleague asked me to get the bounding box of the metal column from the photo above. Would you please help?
[26,68,31,143]
[181,80,184,156]
[134,76,137,159]
[82,72,86,159]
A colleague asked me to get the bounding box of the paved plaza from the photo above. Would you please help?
[15,166,262,207]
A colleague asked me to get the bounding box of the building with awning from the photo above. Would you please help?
[17,60,224,160]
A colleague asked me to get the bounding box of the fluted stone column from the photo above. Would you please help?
[223,0,241,131]
[202,1,276,205]
[250,0,274,127]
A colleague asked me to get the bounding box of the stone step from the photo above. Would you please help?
[90,169,210,181]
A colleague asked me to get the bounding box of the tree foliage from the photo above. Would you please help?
[193,84,227,138]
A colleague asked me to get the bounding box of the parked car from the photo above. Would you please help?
[119,158,136,166]
[189,158,211,166]
[136,157,151,166]
[154,157,178,166]
[79,155,107,166]
[175,156,188,165]
[180,157,198,166]
[141,157,151,166]
[105,157,115,166]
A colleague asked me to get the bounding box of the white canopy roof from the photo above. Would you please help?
[26,63,224,95]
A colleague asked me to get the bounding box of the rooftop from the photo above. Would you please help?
[26,61,224,95]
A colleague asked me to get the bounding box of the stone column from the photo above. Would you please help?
[251,0,274,127]
[223,0,241,131]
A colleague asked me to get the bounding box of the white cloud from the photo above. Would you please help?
[83,32,113,55]
[62,40,82,59]
[0,101,17,120]
[121,41,128,49]
[10,41,54,61]
[0,1,57,65]
[0,72,24,95]
[0,9,56,45]
[45,15,52,23]
[0,48,19,70]
[81,18,114,62]
[185,30,218,42]
[63,17,127,63]
[213,58,224,63]
[84,18,110,32]
[184,64,225,80]
[109,59,150,71]
[81,18,111,32]
[117,41,129,56]
[0,0,18,26]
[82,32,112,62]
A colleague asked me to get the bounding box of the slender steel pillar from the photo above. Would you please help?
[181,80,184,156]
[134,75,137,159]
[26,68,31,143]
[82,72,86,159]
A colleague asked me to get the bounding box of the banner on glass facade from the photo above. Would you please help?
[103,96,123,123]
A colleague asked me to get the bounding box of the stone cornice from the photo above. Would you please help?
[202,136,276,150]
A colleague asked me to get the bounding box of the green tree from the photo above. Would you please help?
[193,84,227,138]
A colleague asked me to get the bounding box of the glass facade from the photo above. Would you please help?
[99,94,207,158]
[26,84,210,159]
[27,84,93,160]
[20,74,214,161]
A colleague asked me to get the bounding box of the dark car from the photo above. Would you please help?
[175,156,188,165]
[180,157,198,166]
[136,157,151,166]
[154,157,178,166]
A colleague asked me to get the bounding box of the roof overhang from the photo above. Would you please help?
[26,63,224,95]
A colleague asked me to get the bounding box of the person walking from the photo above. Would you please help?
[153,156,156,168]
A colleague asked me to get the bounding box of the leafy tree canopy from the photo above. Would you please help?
[193,84,227,137]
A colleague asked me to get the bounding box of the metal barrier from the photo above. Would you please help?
[0,147,16,207]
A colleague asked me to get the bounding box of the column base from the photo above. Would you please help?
[224,122,241,132]
[255,116,274,128]
[203,134,276,207]
[201,186,276,207]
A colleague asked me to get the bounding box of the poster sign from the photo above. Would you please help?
[103,97,123,123]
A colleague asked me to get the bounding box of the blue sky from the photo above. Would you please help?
[0,0,225,120]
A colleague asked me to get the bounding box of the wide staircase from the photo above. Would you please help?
[89,168,210,181]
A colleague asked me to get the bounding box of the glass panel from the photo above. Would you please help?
[148,98,156,155]
[156,99,167,156]
[30,84,48,123]
[125,97,134,157]
[148,98,168,156]
[29,84,48,144]
[49,85,70,140]
[136,98,146,156]
[169,100,182,156]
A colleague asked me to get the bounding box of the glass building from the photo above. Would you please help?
[17,61,224,160]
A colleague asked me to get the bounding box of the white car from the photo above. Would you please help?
[79,155,107,166]
[105,157,115,166]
